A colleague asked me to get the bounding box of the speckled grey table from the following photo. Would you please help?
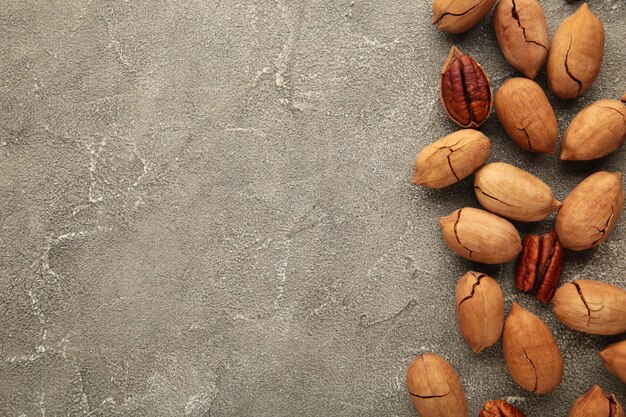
[1,1,625,416]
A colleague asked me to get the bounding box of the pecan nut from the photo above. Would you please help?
[440,46,492,128]
[515,229,564,303]
[480,400,526,417]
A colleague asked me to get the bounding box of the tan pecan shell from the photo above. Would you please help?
[553,280,626,336]
[406,353,468,417]
[503,302,563,394]
[495,78,558,154]
[568,385,625,417]
[599,340,626,384]
[556,171,624,250]
[433,0,498,34]
[440,46,492,128]
[547,4,605,99]
[413,129,490,189]
[439,207,522,264]
[561,99,626,161]
[493,0,549,79]
[456,272,504,353]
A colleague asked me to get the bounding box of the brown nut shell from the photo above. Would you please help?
[599,340,626,384]
[561,99,626,161]
[474,162,560,222]
[406,353,468,417]
[556,171,624,250]
[456,272,504,353]
[433,0,497,34]
[568,385,625,417]
[493,0,549,79]
[440,207,522,264]
[413,129,491,189]
[495,78,558,153]
[440,47,493,128]
[503,302,563,394]
[547,4,605,99]
[553,280,626,336]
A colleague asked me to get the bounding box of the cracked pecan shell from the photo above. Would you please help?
[556,171,624,250]
[495,78,558,154]
[600,340,626,384]
[561,99,626,161]
[456,272,504,353]
[480,400,526,417]
[503,302,563,394]
[568,385,625,417]
[547,4,605,99]
[493,0,549,79]
[440,207,522,264]
[515,229,564,303]
[553,280,626,335]
[440,47,492,128]
[406,353,468,417]
[413,129,490,189]
[474,162,560,222]
[433,0,497,34]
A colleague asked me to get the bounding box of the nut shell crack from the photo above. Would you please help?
[408,390,452,399]
[433,0,489,25]
[564,37,583,95]
[522,348,539,393]
[511,0,548,50]
[453,209,474,259]
[474,186,516,207]
[458,273,486,305]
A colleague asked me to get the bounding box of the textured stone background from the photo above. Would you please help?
[1,1,625,416]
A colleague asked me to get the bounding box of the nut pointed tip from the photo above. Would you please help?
[559,151,571,160]
[552,197,562,208]
[589,384,603,393]
[449,45,462,56]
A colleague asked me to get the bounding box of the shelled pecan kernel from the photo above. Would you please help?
[480,400,526,417]
[515,229,564,303]
[440,46,492,128]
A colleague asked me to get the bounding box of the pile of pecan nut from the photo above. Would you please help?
[406,1,626,416]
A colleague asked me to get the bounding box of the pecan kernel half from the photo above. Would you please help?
[515,229,564,303]
[480,400,526,417]
[440,46,492,128]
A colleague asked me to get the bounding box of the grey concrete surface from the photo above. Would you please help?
[1,0,625,416]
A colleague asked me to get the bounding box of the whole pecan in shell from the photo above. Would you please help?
[440,46,492,128]
[547,4,605,99]
[556,171,624,250]
[503,302,563,393]
[515,229,564,303]
[560,99,626,161]
[406,353,468,417]
[413,129,490,189]
[553,280,626,336]
[568,385,625,417]
[494,78,558,154]
[433,0,497,34]
[480,400,526,417]
[493,0,549,79]
[599,340,626,384]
